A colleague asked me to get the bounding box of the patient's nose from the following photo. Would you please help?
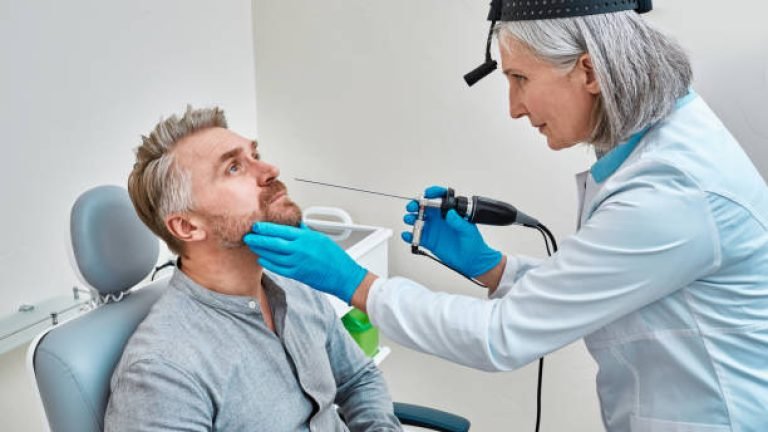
[255,160,279,186]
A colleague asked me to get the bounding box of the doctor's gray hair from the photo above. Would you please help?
[496,11,692,150]
[128,106,227,255]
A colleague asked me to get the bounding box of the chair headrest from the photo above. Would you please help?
[70,185,159,296]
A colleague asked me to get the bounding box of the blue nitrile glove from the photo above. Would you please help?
[402,185,502,278]
[243,222,367,304]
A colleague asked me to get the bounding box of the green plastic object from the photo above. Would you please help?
[341,308,379,357]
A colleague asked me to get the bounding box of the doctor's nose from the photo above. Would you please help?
[509,97,528,119]
[508,86,528,119]
[509,106,528,120]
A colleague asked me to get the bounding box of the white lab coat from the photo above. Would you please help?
[367,92,768,431]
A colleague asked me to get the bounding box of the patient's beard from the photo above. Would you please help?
[258,180,303,227]
[209,181,302,249]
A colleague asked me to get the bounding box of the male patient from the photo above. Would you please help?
[104,106,401,431]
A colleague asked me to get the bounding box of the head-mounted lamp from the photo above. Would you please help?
[464,0,653,86]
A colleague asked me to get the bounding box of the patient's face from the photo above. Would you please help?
[175,127,302,248]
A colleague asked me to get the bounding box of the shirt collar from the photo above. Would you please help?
[170,268,286,314]
[590,89,698,183]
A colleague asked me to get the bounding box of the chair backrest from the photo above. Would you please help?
[29,185,165,432]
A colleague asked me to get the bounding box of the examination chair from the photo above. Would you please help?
[29,185,470,432]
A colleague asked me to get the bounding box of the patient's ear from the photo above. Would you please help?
[166,214,207,244]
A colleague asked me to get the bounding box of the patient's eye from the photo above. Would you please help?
[252,150,260,160]
[227,162,241,175]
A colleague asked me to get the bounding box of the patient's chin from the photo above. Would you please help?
[211,201,303,249]
[263,200,302,227]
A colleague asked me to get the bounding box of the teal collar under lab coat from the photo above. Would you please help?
[590,90,698,183]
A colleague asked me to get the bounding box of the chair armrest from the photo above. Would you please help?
[393,402,470,432]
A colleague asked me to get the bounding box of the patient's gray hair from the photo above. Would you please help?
[496,11,692,151]
[128,106,227,255]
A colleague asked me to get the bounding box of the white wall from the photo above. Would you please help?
[0,1,257,429]
[252,1,767,431]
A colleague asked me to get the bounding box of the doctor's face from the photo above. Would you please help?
[174,127,302,248]
[499,36,600,150]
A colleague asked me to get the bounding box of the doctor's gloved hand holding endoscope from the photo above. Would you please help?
[244,1,768,431]
[401,186,504,284]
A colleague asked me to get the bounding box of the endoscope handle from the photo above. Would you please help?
[471,196,540,227]
[435,188,539,227]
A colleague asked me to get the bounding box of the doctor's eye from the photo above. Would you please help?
[511,74,527,83]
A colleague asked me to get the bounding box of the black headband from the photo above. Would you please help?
[493,0,652,22]
[464,0,653,86]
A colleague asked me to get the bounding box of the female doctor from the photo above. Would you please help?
[244,2,768,430]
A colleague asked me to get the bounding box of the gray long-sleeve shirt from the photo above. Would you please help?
[105,269,400,431]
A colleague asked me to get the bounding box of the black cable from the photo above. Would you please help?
[534,226,552,256]
[536,357,544,432]
[151,259,176,281]
[412,247,488,288]
[532,222,558,432]
[535,223,558,251]
[413,220,559,432]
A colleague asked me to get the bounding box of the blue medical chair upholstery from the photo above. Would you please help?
[31,185,164,432]
[69,185,159,297]
[30,185,470,432]
[33,282,166,431]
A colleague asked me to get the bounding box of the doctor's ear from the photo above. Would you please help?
[165,213,207,244]
[575,53,600,95]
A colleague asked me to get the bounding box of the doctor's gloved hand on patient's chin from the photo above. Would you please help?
[243,222,367,304]
[402,185,502,278]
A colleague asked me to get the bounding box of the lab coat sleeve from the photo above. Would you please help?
[489,254,544,299]
[367,161,721,371]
